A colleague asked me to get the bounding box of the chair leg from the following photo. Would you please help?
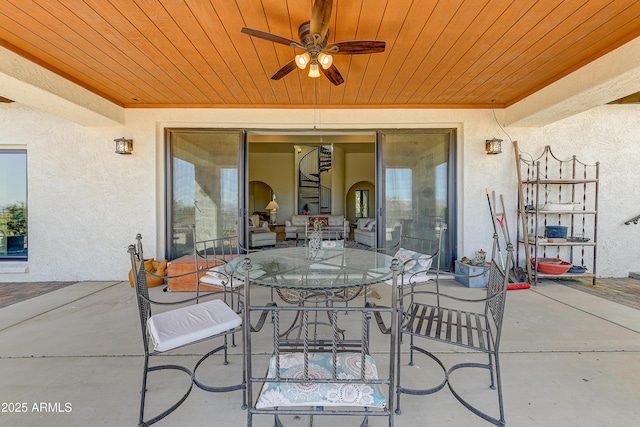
[494,353,506,426]
[486,333,496,390]
[487,351,496,389]
[408,334,415,366]
[395,322,403,415]
[138,355,150,427]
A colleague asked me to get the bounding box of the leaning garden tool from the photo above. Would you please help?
[513,140,533,283]
[485,188,505,269]
[496,192,530,289]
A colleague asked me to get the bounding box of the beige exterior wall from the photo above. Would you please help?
[1,103,639,280]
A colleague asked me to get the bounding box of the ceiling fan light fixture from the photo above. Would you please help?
[318,52,333,69]
[295,53,310,69]
[308,62,321,78]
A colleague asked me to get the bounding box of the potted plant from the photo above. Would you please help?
[4,202,26,254]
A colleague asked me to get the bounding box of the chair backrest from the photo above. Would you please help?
[485,236,512,351]
[128,234,152,354]
[395,227,442,272]
[399,230,441,259]
[192,225,241,269]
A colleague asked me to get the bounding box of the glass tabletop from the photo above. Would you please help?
[227,247,393,290]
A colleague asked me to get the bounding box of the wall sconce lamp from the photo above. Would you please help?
[114,137,133,155]
[265,200,280,225]
[485,137,502,155]
[297,147,302,154]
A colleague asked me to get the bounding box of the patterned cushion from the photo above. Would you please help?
[256,352,386,409]
[363,219,376,230]
[309,216,329,227]
[395,247,433,274]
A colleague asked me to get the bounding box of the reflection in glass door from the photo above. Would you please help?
[166,130,241,259]
[378,130,455,270]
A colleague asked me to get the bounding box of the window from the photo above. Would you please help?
[0,150,27,260]
[355,190,369,218]
[166,130,240,260]
[380,130,455,270]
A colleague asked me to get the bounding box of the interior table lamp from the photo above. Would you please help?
[265,200,280,225]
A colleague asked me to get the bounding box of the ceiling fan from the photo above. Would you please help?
[241,0,385,86]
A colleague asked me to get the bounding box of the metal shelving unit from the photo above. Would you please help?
[516,146,599,285]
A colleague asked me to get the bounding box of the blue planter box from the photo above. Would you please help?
[455,261,489,288]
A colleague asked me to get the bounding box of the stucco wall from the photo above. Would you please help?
[1,104,639,281]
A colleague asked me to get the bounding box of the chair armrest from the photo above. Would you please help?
[260,221,269,229]
[285,220,292,227]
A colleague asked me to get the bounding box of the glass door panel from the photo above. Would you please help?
[167,130,241,259]
[378,130,455,270]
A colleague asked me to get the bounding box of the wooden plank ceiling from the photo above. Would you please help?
[0,0,639,109]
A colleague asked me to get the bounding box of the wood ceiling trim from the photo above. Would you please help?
[438,0,563,105]
[84,0,205,104]
[106,0,224,104]
[379,0,462,105]
[0,38,124,107]
[422,0,517,105]
[185,0,259,103]
[70,0,201,104]
[338,0,373,106]
[430,0,538,104]
[130,0,235,104]
[0,0,638,109]
[492,3,640,106]
[267,0,304,105]
[28,0,176,104]
[460,0,588,105]
[174,1,251,104]
[398,0,491,105]
[238,0,298,105]
[0,1,143,103]
[369,2,434,104]
[507,21,640,107]
[216,1,278,105]
[355,0,408,105]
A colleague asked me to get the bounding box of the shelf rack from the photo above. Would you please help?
[516,145,599,285]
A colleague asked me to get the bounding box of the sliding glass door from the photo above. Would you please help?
[166,129,243,259]
[378,130,456,270]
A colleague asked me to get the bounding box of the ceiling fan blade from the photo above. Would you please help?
[321,64,344,86]
[271,59,298,80]
[241,27,302,48]
[328,40,386,54]
[310,0,333,43]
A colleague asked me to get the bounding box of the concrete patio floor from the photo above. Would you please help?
[1,279,639,426]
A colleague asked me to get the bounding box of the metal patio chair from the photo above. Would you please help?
[395,233,510,426]
[242,256,401,427]
[192,225,245,308]
[128,233,245,427]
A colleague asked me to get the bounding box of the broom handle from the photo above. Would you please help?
[486,188,501,251]
[513,141,533,283]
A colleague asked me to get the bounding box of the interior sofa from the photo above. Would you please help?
[353,217,376,247]
[285,214,349,240]
[248,214,269,232]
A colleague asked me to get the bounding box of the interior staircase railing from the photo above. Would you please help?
[299,147,332,213]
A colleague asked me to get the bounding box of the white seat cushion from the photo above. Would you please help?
[256,352,386,409]
[147,299,241,352]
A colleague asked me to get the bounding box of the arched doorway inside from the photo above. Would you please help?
[346,181,375,225]
[248,180,273,223]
